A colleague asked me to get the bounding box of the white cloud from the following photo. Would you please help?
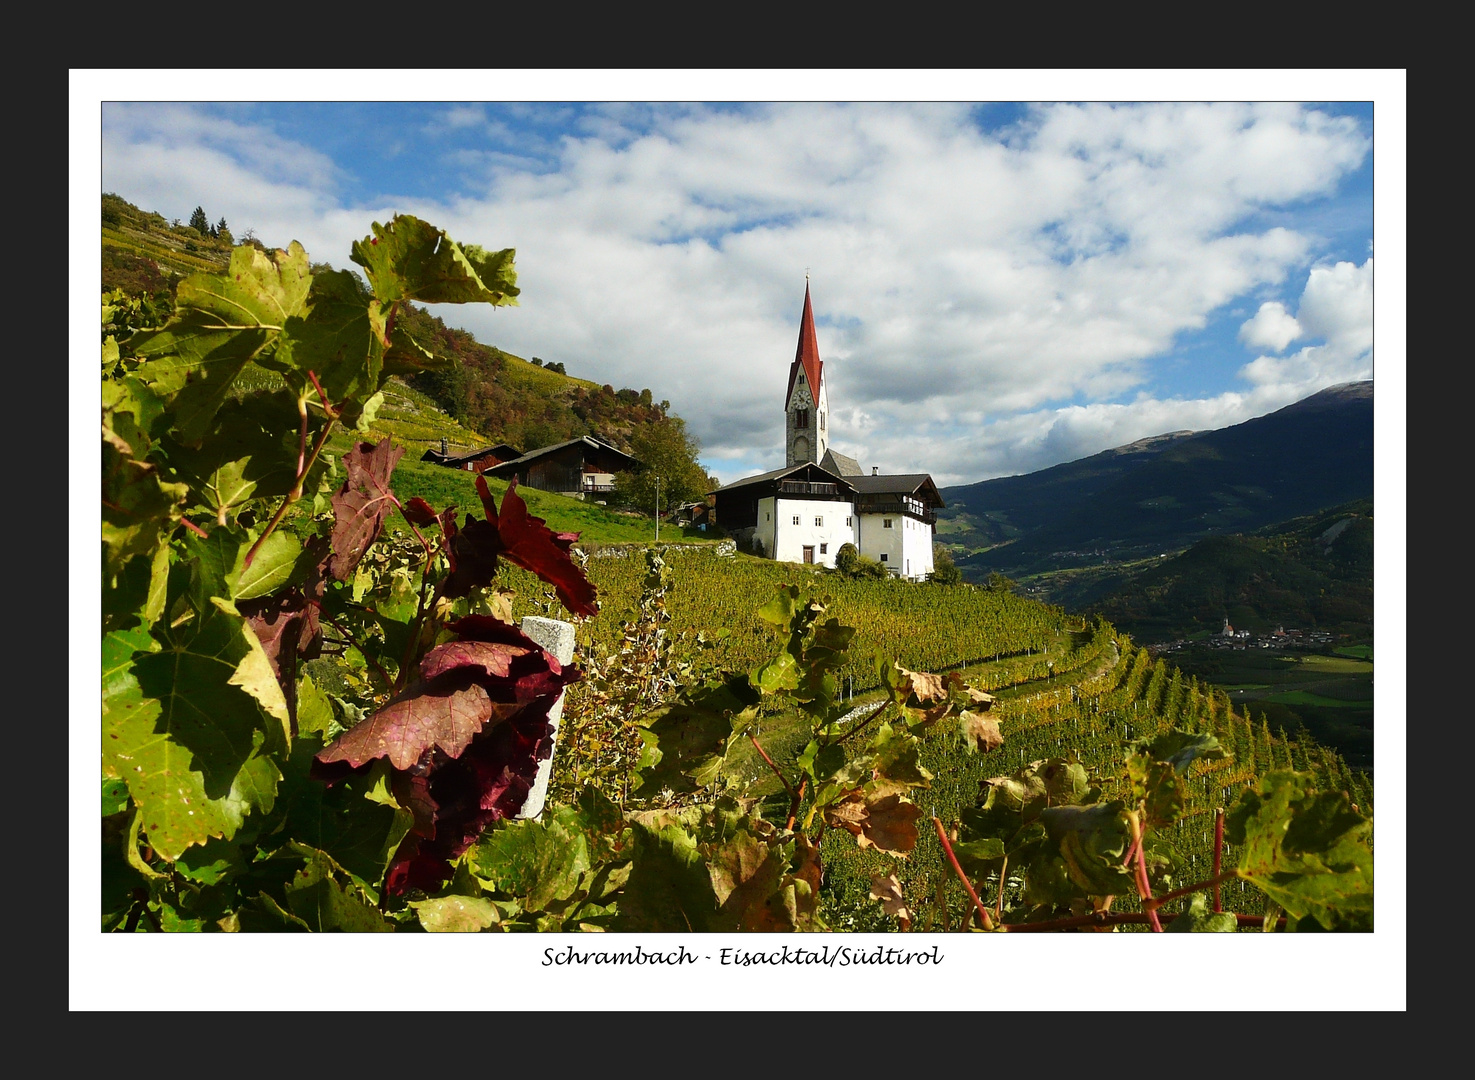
[1240,301,1303,352]
[97,99,1376,484]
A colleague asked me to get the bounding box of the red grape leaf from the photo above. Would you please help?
[382,700,562,894]
[401,495,439,526]
[329,439,405,581]
[314,674,520,770]
[476,476,597,618]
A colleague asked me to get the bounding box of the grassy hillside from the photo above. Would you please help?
[101,192,685,466]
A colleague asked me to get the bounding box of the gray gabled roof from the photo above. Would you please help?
[848,473,945,507]
[710,461,853,495]
[819,448,863,476]
[488,435,639,472]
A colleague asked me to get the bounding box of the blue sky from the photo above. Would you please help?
[81,74,1401,490]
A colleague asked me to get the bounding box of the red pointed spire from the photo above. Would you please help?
[786,282,823,404]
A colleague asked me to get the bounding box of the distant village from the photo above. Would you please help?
[1149,618,1337,655]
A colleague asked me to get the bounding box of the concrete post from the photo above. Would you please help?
[516,615,577,820]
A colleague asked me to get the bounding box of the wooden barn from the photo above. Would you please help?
[484,436,641,497]
[420,440,524,473]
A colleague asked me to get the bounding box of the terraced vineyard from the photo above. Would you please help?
[509,545,1372,931]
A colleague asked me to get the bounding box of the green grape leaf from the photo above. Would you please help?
[295,672,336,739]
[633,674,757,794]
[951,837,1006,873]
[236,892,312,932]
[174,836,248,886]
[128,243,312,444]
[468,817,591,912]
[750,648,800,694]
[756,584,800,627]
[102,602,283,861]
[101,441,188,582]
[160,392,327,523]
[102,776,131,816]
[275,268,382,403]
[411,895,504,932]
[1128,730,1227,775]
[1165,893,1238,933]
[1226,771,1373,931]
[350,215,520,306]
[282,845,393,932]
[1138,759,1189,827]
[233,533,304,602]
[275,739,411,893]
[614,823,721,932]
[1037,802,1135,896]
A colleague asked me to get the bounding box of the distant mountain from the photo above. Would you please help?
[941,381,1373,578]
[1038,499,1373,642]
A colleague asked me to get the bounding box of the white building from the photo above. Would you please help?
[711,284,944,580]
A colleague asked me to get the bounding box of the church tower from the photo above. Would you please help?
[785,282,829,467]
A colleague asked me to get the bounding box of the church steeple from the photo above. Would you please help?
[785,281,829,467]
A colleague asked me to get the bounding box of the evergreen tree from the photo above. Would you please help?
[188,206,210,234]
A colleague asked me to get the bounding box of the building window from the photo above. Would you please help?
[884,518,894,529]
[765,512,770,521]
[846,516,853,527]
[814,516,823,527]
[792,515,800,525]
[880,553,888,562]
[820,543,828,554]
[820,413,825,430]
[795,408,808,429]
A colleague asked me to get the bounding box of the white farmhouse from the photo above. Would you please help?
[710,284,944,580]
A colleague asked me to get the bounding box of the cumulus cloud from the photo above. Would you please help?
[96,98,1376,484]
[1240,301,1302,352]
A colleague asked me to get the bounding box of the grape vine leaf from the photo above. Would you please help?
[410,895,504,932]
[1164,893,1237,933]
[350,215,520,307]
[468,814,591,911]
[281,844,393,932]
[102,601,285,861]
[1037,802,1136,896]
[1225,771,1373,931]
[160,393,331,525]
[314,676,503,770]
[615,823,721,932]
[128,243,313,444]
[476,477,597,618]
[706,828,795,931]
[329,438,405,581]
[824,790,922,856]
[869,872,913,929]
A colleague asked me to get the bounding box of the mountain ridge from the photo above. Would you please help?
[939,380,1374,578]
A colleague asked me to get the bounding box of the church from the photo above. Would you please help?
[709,285,944,581]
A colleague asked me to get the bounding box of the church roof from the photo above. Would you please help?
[819,448,863,476]
[785,283,824,406]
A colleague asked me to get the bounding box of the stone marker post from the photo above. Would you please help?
[516,615,576,820]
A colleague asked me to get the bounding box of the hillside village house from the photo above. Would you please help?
[710,285,944,581]
[420,439,523,473]
[484,435,641,497]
